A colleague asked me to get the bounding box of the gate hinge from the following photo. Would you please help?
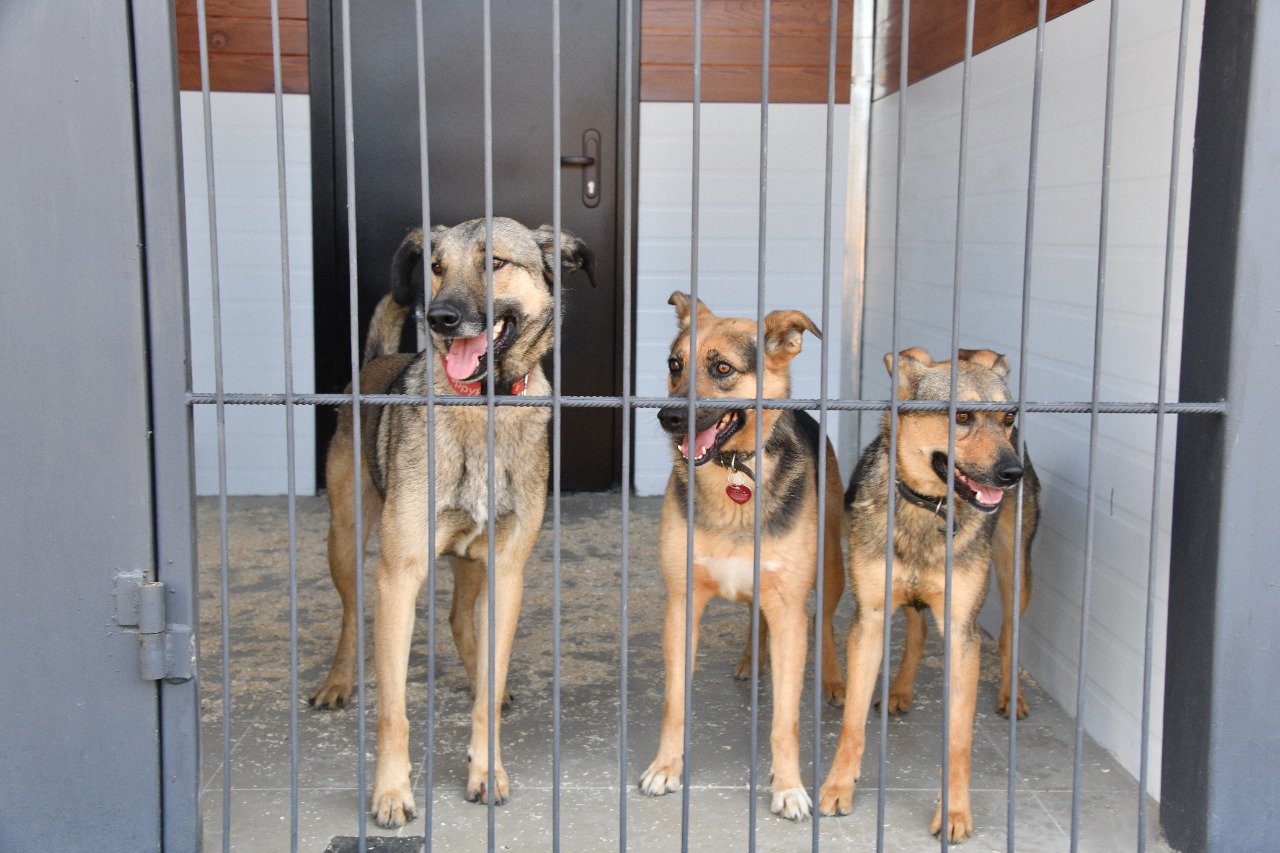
[115,571,195,684]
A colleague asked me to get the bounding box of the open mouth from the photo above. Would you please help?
[679,410,744,465]
[931,452,1005,513]
[442,316,517,382]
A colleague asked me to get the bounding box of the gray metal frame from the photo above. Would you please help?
[1161,1,1280,850]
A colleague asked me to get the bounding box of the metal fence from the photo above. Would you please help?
[184,0,1231,851]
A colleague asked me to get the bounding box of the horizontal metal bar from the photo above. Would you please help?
[186,392,1226,415]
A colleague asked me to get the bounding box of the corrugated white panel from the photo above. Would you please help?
[181,91,316,495]
[855,0,1202,798]
[635,103,850,495]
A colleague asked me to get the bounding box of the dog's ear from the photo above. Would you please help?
[958,348,1009,377]
[668,291,715,329]
[764,310,820,362]
[390,227,428,305]
[885,348,932,398]
[532,225,596,287]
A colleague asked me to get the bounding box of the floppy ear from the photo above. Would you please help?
[958,348,1010,377]
[533,225,596,287]
[763,310,820,362]
[885,347,932,399]
[668,291,715,330]
[389,227,428,305]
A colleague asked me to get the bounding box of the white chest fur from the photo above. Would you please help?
[698,554,783,602]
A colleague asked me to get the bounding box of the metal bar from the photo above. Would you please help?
[1071,1,1121,848]
[619,0,636,847]
[939,5,978,849]
[878,2,912,847]
[336,1,369,847]
[1138,2,1191,849]
[1008,2,1047,849]
[481,1,497,844]
[551,0,564,845]
[681,3,703,850]
[192,3,234,849]
[417,0,442,845]
[812,0,841,847]
[267,1,300,849]
[749,1,771,846]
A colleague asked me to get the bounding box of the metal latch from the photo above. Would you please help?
[115,571,195,684]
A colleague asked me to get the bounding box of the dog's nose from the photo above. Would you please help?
[426,298,464,335]
[994,458,1024,486]
[657,407,687,434]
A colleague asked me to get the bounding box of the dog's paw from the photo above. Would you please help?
[822,677,846,707]
[931,802,974,843]
[733,653,770,681]
[873,686,913,715]
[817,778,856,817]
[465,762,510,805]
[370,784,417,829]
[639,758,682,796]
[770,787,812,821]
[309,679,354,710]
[996,688,1029,719]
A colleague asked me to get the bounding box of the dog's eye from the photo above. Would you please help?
[1003,412,1016,427]
[430,262,442,275]
[713,361,734,376]
[955,411,972,425]
[491,257,507,270]
[668,357,682,375]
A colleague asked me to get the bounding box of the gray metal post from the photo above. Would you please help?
[1162,1,1280,850]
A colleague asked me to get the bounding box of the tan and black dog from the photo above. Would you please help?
[818,347,1039,841]
[310,217,593,828]
[639,293,846,821]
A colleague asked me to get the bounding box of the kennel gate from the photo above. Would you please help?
[36,0,1271,851]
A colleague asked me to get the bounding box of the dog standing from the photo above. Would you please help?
[817,347,1038,841]
[310,217,593,828]
[639,293,846,820]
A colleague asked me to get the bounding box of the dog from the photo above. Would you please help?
[309,217,593,828]
[818,347,1039,841]
[638,293,846,821]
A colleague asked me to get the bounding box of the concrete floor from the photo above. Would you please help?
[197,493,1174,852]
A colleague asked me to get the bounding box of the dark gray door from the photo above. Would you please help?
[0,2,177,849]
[311,0,625,491]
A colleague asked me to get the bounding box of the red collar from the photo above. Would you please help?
[445,370,530,397]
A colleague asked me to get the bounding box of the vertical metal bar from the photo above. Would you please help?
[411,1,438,847]
[1009,2,1047,850]
[878,2,911,849]
[481,1,497,846]
[749,2,771,847]
[1071,1,1121,849]
[551,0,564,846]
[619,0,636,847]
[193,3,233,849]
[1138,1,1191,849]
[940,5,978,850]
[681,3,703,850]
[337,1,368,847]
[812,0,840,848]
[267,2,300,850]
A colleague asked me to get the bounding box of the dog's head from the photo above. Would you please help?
[656,292,819,465]
[415,217,594,387]
[886,347,1025,514]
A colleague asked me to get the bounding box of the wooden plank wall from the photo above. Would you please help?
[175,0,309,94]
[874,0,1092,99]
[641,0,854,103]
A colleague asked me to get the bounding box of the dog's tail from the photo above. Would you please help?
[361,228,427,365]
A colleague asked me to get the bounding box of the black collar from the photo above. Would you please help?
[895,479,957,534]
[712,451,756,482]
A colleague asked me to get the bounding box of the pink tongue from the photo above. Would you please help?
[972,482,1004,506]
[444,335,489,381]
[679,423,722,460]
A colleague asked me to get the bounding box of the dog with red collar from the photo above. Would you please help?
[311,217,593,828]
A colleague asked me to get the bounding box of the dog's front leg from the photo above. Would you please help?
[464,544,528,805]
[818,573,887,817]
[929,616,981,843]
[370,552,428,829]
[762,587,811,820]
[639,583,712,796]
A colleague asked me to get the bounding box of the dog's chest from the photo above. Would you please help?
[432,407,548,534]
[696,553,784,603]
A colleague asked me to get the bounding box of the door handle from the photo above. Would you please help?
[561,129,601,208]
